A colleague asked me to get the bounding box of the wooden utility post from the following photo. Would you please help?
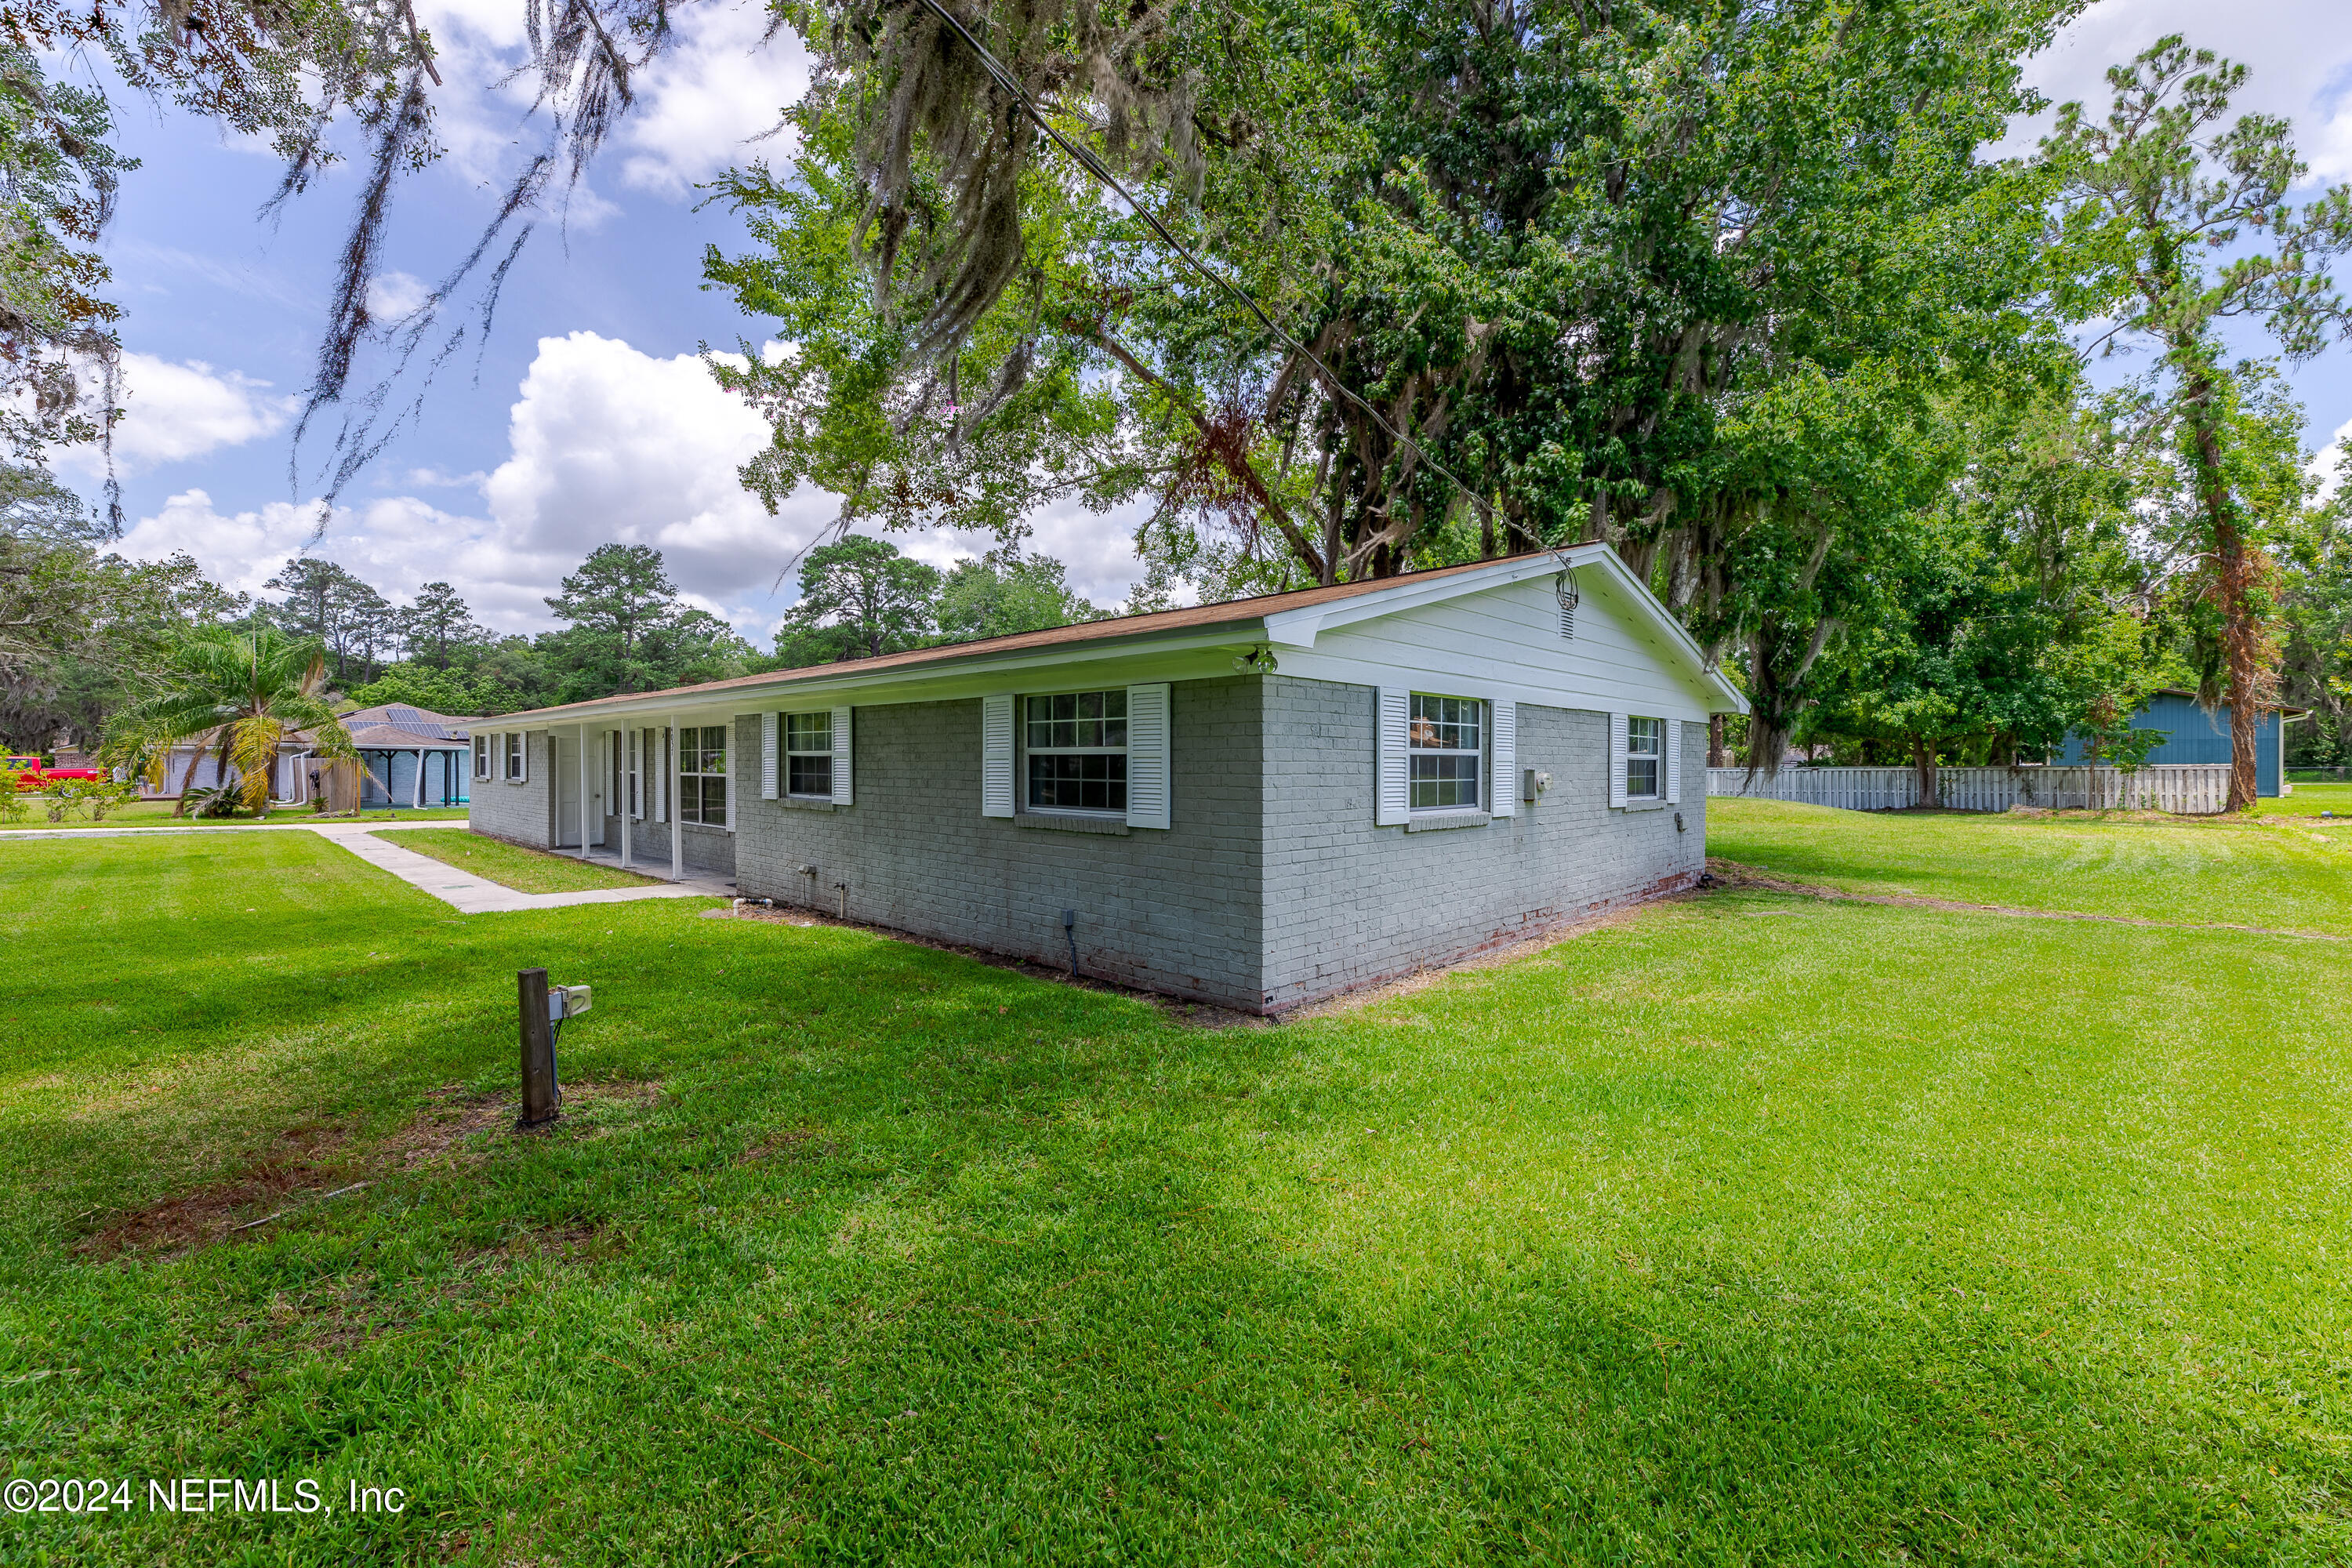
[517,967,559,1127]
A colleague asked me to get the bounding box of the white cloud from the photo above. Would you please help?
[2313,415,2352,504]
[60,354,296,476]
[615,2,808,198]
[114,330,1148,639]
[114,490,323,597]
[2005,1,2352,184]
[366,270,432,321]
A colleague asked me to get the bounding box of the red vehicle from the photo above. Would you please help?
[3,753,103,789]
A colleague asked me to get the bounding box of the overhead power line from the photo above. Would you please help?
[906,0,1570,579]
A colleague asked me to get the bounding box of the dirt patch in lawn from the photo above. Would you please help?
[76,1081,662,1260]
[75,1121,360,1259]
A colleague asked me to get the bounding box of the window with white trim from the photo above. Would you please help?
[1409,694,1483,811]
[1625,716,1664,799]
[1025,691,1127,813]
[503,731,525,782]
[786,712,833,798]
[679,725,727,826]
[472,734,489,780]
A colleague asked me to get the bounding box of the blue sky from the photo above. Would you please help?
[66,0,2352,642]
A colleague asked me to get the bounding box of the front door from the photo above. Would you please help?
[553,734,607,848]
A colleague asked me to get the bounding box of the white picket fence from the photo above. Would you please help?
[1706,764,2232,815]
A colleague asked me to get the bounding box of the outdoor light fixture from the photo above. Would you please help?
[1555,569,1580,640]
[1232,644,1279,675]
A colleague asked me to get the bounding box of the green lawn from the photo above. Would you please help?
[1711,794,2352,935]
[2262,781,2352,818]
[381,827,662,894]
[0,800,470,830]
[4,824,2350,1562]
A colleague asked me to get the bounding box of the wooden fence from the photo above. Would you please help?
[1705,764,2232,815]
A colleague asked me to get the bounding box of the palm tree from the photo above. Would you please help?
[102,627,356,816]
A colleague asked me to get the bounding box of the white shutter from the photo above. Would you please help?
[1491,699,1515,816]
[1609,713,1628,808]
[1125,683,1171,829]
[760,713,779,800]
[1376,687,1410,826]
[1666,718,1682,804]
[830,706,854,805]
[518,732,530,784]
[981,694,1014,817]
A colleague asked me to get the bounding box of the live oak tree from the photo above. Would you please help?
[935,550,1105,642]
[2041,36,2352,808]
[709,0,2072,774]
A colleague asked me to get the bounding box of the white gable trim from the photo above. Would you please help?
[1261,546,1743,714]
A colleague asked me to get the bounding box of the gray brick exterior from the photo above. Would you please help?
[732,685,1264,1005]
[470,678,1705,1011]
[1257,677,1704,1010]
[725,675,1701,1013]
[467,731,554,848]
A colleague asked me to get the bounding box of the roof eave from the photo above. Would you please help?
[476,617,1275,727]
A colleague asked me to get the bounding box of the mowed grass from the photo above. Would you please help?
[2262,782,2352,819]
[0,801,470,831]
[381,827,662,893]
[1711,795,2352,934]
[4,828,2351,1563]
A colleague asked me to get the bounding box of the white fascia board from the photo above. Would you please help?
[495,628,1268,728]
[1266,546,1748,716]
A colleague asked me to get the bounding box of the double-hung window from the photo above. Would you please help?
[1624,716,1664,800]
[503,732,525,782]
[472,734,490,780]
[679,725,728,826]
[786,712,833,798]
[1025,691,1127,813]
[1409,694,1483,811]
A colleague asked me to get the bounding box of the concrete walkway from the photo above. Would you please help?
[1,818,736,916]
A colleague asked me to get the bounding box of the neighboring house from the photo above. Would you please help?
[2055,689,2309,797]
[470,547,1748,1013]
[137,704,477,807]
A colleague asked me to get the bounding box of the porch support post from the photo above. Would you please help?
[577,723,591,858]
[620,728,633,871]
[670,717,684,882]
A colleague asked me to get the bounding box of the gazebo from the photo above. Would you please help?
[337,704,477,808]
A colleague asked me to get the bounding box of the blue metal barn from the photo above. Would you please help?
[2056,689,2303,797]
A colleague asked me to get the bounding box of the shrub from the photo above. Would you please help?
[82,779,136,821]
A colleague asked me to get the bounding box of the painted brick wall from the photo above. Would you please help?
[1258,676,1705,1010]
[466,731,554,848]
[731,682,1265,1007]
[601,811,736,877]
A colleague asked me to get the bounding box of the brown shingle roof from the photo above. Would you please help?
[485,553,1552,723]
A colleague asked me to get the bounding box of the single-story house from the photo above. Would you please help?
[2056,689,2309,797]
[469,546,1748,1013]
